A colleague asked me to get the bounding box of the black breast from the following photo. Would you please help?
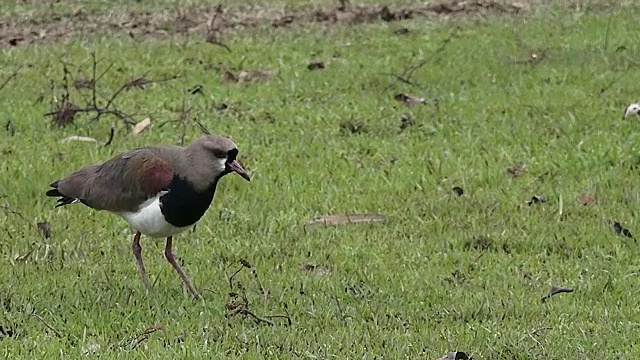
[159,175,219,228]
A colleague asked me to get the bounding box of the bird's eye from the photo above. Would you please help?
[213,149,227,159]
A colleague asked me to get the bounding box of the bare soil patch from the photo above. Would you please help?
[1,1,525,47]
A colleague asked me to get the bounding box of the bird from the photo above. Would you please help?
[45,134,250,300]
[624,102,640,118]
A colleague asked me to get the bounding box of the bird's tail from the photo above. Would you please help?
[46,181,78,208]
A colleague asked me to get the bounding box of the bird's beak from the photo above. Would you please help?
[228,159,251,181]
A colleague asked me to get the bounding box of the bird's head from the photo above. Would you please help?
[624,103,640,118]
[189,134,251,184]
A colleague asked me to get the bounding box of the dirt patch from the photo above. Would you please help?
[0,1,525,47]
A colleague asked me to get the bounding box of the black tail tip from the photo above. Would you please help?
[46,189,62,197]
[48,194,77,208]
[46,181,77,207]
[54,197,77,207]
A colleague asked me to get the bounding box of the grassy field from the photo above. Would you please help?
[2,0,640,358]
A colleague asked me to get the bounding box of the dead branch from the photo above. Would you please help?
[225,303,291,326]
[103,74,182,114]
[228,264,244,291]
[210,41,231,53]
[178,99,191,146]
[104,127,115,147]
[598,71,628,97]
[44,106,134,124]
[194,118,211,135]
[251,267,268,303]
[541,286,574,303]
[386,35,452,90]
[391,74,415,86]
[225,306,274,325]
[263,312,292,326]
[0,65,23,92]
[206,5,231,52]
[224,259,289,326]
[516,326,552,346]
[156,95,193,145]
[96,62,114,83]
[44,52,181,128]
[30,313,62,338]
[403,38,450,80]
[130,325,163,350]
[129,335,150,350]
[91,52,98,109]
[239,259,269,302]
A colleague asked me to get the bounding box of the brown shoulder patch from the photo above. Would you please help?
[138,157,174,194]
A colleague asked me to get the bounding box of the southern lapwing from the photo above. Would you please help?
[46,134,250,300]
[625,103,640,118]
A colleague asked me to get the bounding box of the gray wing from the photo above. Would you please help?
[46,148,176,212]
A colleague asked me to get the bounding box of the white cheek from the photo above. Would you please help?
[625,104,640,117]
[217,158,227,173]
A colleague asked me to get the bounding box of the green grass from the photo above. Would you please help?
[2,1,640,358]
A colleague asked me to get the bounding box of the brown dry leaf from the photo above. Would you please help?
[61,135,97,143]
[9,38,24,46]
[541,285,573,303]
[142,324,164,335]
[300,263,332,275]
[307,61,325,71]
[512,2,526,11]
[237,70,273,83]
[306,214,385,227]
[222,70,237,83]
[394,93,426,106]
[52,102,80,127]
[74,78,94,90]
[506,164,526,177]
[36,221,52,239]
[132,117,151,137]
[578,193,595,206]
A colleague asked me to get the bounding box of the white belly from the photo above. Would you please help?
[116,194,190,238]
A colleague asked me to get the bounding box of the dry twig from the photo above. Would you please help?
[44,52,181,130]
[225,259,291,326]
[0,65,23,92]
[386,33,453,90]
[30,313,62,338]
[129,325,164,350]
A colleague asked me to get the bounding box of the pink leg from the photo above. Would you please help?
[164,237,202,300]
[132,231,152,292]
